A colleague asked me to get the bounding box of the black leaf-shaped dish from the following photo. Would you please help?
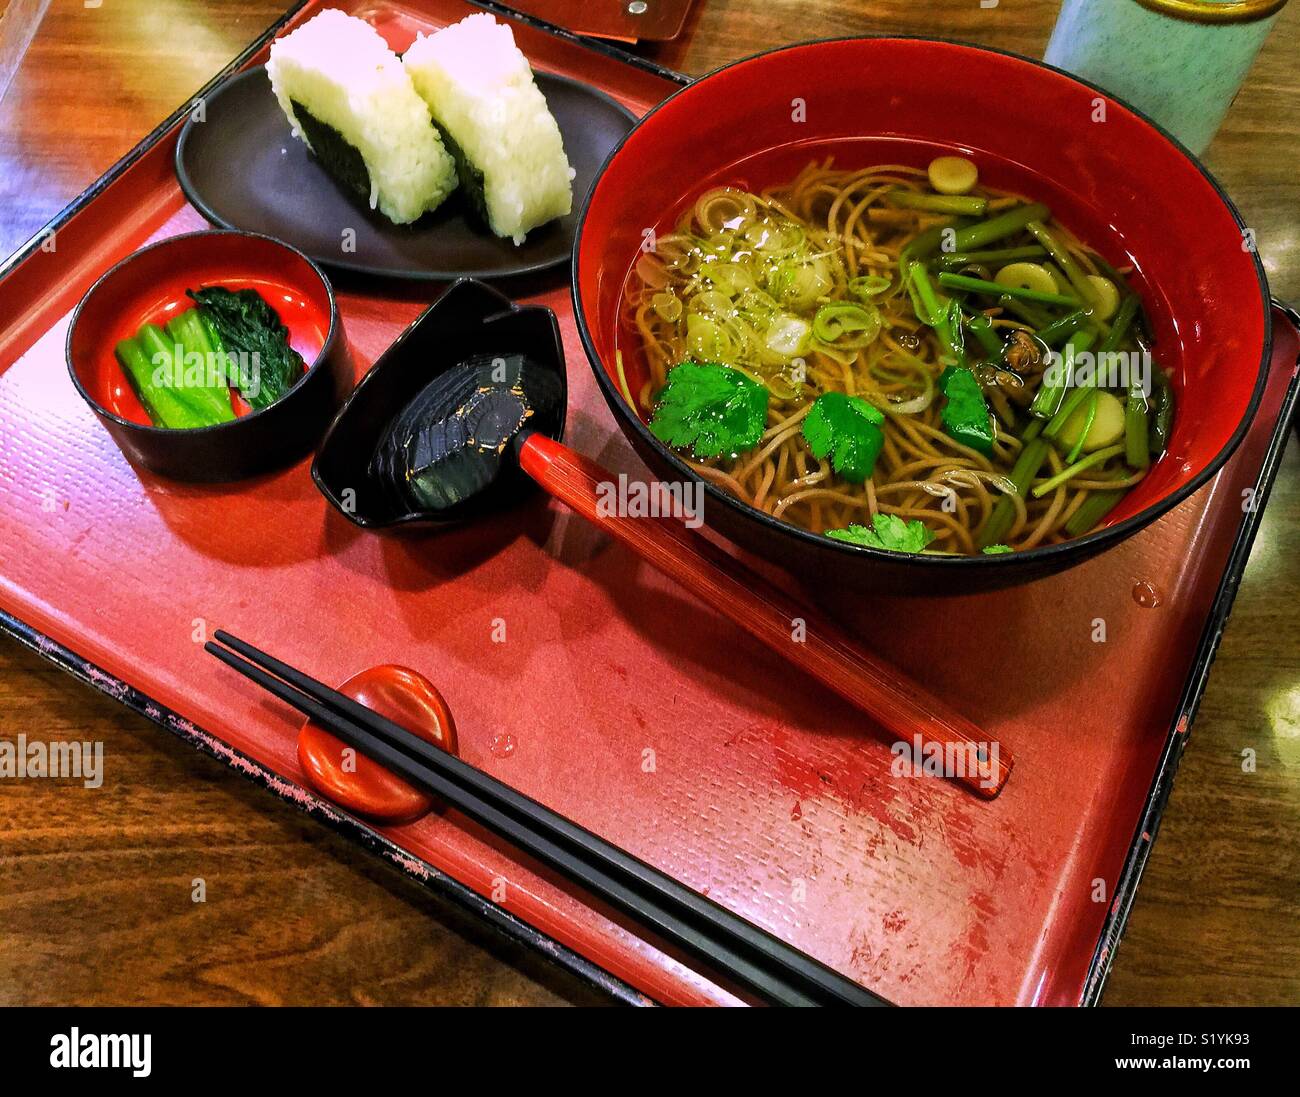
[311,279,567,528]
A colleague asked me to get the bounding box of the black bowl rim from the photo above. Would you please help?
[174,65,639,283]
[571,34,1274,571]
[310,277,570,529]
[65,227,341,437]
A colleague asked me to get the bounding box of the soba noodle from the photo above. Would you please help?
[619,157,1169,556]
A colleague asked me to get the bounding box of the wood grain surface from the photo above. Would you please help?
[0,0,1296,1006]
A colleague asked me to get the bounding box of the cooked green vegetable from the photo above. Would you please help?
[1149,370,1174,451]
[1125,371,1151,470]
[1099,293,1139,353]
[825,513,936,553]
[133,321,235,428]
[938,365,995,454]
[935,245,1047,270]
[907,262,966,366]
[188,286,304,409]
[1036,308,1087,348]
[938,271,1080,309]
[114,335,211,430]
[897,218,963,270]
[886,188,988,216]
[649,360,768,459]
[1031,443,1125,498]
[1031,328,1096,420]
[163,309,238,424]
[981,544,1013,555]
[802,392,885,483]
[977,421,1048,548]
[1064,489,1125,537]
[951,203,1051,253]
[965,311,1002,358]
[998,293,1052,330]
[1024,220,1103,311]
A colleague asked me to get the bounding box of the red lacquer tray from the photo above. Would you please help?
[1,0,1297,1006]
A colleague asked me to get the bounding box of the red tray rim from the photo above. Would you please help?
[2,0,1298,1006]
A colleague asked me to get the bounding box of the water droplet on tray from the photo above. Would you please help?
[1132,580,1162,608]
[489,731,516,758]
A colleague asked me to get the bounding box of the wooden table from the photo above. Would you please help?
[1,0,1296,1006]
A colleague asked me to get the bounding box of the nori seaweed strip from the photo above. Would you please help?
[438,125,490,228]
[291,99,371,202]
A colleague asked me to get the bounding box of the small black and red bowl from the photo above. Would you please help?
[67,230,353,482]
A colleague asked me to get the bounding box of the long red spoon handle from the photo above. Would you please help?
[518,433,1011,798]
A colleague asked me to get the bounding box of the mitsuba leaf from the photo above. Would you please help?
[648,361,768,459]
[802,392,885,483]
[938,365,995,455]
[825,513,936,553]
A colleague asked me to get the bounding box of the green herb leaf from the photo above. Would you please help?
[801,392,885,484]
[981,544,1013,555]
[188,286,304,409]
[825,513,936,554]
[648,360,768,459]
[939,365,995,454]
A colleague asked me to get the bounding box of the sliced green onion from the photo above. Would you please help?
[765,312,812,358]
[686,313,735,361]
[812,302,882,347]
[848,274,891,300]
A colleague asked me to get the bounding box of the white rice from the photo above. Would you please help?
[403,13,575,244]
[267,9,457,225]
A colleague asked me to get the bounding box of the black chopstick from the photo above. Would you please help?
[207,630,888,1007]
[206,643,810,1005]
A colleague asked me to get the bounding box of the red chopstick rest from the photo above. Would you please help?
[297,664,458,824]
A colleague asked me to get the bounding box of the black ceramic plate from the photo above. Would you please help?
[176,66,637,280]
